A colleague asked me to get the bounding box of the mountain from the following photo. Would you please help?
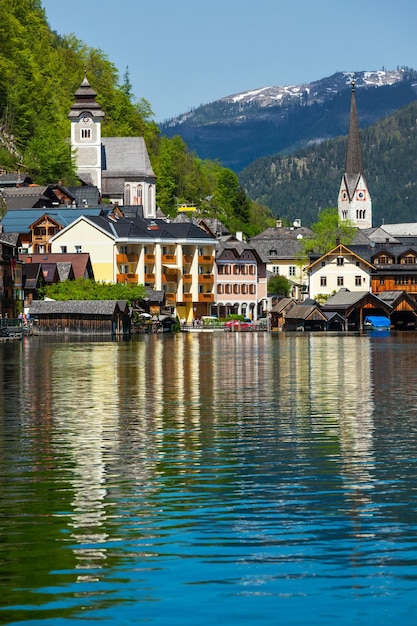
[160,69,417,172]
[238,99,417,227]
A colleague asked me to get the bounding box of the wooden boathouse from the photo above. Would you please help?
[28,300,131,336]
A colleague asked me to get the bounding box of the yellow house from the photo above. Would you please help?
[49,213,217,320]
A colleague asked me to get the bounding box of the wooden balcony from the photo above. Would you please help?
[198,293,215,302]
[145,273,155,283]
[144,254,155,263]
[198,255,213,264]
[183,254,193,264]
[198,274,214,284]
[162,272,178,283]
[182,293,193,302]
[183,273,193,283]
[116,253,139,264]
[116,273,138,284]
[165,292,177,303]
[162,254,177,264]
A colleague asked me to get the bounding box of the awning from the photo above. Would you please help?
[364,316,391,329]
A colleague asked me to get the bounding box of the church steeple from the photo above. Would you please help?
[69,74,105,191]
[345,81,364,175]
[338,79,372,228]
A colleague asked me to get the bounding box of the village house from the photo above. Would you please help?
[307,242,375,300]
[0,230,22,318]
[249,220,312,300]
[214,233,268,320]
[49,213,217,321]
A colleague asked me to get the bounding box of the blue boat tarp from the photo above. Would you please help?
[364,316,391,329]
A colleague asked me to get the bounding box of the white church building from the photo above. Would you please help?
[68,74,156,218]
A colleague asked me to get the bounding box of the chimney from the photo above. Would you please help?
[236,231,243,241]
[276,219,282,228]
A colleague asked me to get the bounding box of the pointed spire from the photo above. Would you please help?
[345,80,364,175]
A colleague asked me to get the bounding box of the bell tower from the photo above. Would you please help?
[338,80,372,228]
[68,73,105,191]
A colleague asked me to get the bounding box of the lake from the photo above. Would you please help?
[1,331,417,625]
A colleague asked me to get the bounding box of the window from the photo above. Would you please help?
[60,246,67,253]
[233,284,240,294]
[233,265,240,275]
[75,245,82,254]
[321,261,326,267]
[379,278,385,285]
[403,255,416,264]
[272,266,279,274]
[249,265,256,275]
[337,276,344,286]
[336,257,344,266]
[320,276,327,287]
[289,266,296,277]
[217,285,223,294]
[249,284,256,294]
[355,275,362,286]
[395,277,408,285]
[241,284,248,294]
[120,245,128,254]
[80,128,91,139]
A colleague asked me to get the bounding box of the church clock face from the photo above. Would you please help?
[356,189,366,201]
[81,116,92,124]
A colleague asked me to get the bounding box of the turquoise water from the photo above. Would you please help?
[1,332,417,624]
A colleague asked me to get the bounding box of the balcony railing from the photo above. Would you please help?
[116,273,138,284]
[183,273,193,283]
[165,292,177,303]
[198,274,214,284]
[162,254,177,264]
[144,254,155,263]
[198,293,214,302]
[116,253,139,264]
[145,273,155,283]
[183,254,193,264]
[162,272,178,283]
[198,255,213,264]
[182,293,193,302]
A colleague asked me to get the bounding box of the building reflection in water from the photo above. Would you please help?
[16,332,380,577]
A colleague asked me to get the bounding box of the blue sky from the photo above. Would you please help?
[42,0,416,123]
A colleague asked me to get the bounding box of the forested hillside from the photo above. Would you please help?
[239,101,417,227]
[0,0,273,236]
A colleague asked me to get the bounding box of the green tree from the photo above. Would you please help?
[42,278,146,305]
[267,274,291,297]
[301,207,356,255]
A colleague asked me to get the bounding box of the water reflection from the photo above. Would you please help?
[1,332,417,624]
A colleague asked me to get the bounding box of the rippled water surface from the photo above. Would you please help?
[1,332,417,625]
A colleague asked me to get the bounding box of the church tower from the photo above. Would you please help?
[68,74,105,191]
[338,81,372,228]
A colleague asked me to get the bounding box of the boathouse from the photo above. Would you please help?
[28,300,131,336]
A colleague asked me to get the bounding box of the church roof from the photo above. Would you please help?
[345,82,364,175]
[68,75,105,119]
[101,137,156,178]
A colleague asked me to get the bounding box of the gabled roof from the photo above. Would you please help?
[0,173,32,186]
[101,137,155,179]
[1,208,106,233]
[270,297,296,313]
[307,243,375,271]
[66,186,100,207]
[216,238,268,263]
[376,290,417,311]
[284,304,327,321]
[29,300,125,316]
[0,232,20,247]
[21,253,94,280]
[322,289,392,314]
